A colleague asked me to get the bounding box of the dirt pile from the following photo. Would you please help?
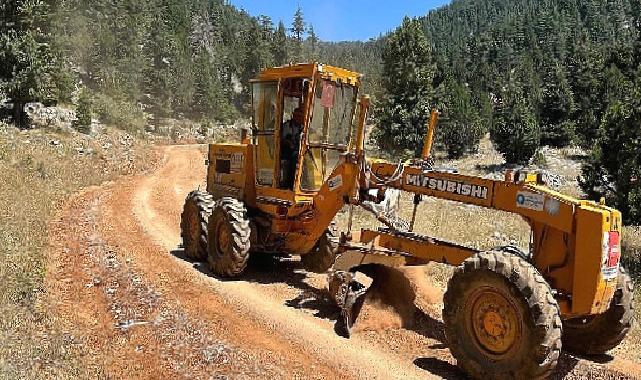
[352,266,443,333]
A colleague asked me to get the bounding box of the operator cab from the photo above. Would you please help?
[251,63,361,201]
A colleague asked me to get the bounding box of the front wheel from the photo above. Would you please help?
[443,251,562,380]
[562,267,635,355]
[301,223,338,273]
[207,197,251,277]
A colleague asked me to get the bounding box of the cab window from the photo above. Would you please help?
[279,78,309,189]
[301,79,357,191]
[252,81,278,186]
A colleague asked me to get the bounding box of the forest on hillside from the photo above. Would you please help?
[1,0,323,128]
[1,0,640,224]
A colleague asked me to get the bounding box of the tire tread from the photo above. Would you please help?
[443,250,562,380]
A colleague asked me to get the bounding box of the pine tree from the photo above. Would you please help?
[193,52,235,122]
[373,17,436,158]
[491,80,541,165]
[240,18,274,106]
[273,20,288,65]
[290,6,305,62]
[439,79,484,158]
[307,25,319,61]
[567,35,606,148]
[581,70,641,224]
[0,0,59,127]
[539,63,576,147]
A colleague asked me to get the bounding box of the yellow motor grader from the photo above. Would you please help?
[181,63,634,379]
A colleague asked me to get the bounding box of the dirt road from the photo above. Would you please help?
[46,145,641,379]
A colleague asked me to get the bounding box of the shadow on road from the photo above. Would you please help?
[413,357,467,379]
[411,308,447,343]
[413,351,583,380]
[170,248,341,322]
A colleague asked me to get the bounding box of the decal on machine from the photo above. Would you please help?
[405,174,488,200]
[230,152,244,173]
[327,174,343,191]
[601,231,621,280]
[544,197,561,215]
[516,191,545,211]
[258,168,274,186]
[215,152,244,174]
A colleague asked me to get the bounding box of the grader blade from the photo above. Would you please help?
[329,264,417,337]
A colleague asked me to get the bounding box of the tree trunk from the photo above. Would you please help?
[13,101,27,129]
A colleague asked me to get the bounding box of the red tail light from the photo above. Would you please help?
[607,231,621,268]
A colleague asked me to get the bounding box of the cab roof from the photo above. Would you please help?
[254,62,362,86]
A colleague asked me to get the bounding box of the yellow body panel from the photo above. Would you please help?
[207,143,255,206]
[255,63,361,86]
[283,156,359,254]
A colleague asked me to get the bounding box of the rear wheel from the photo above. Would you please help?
[443,251,562,380]
[207,197,251,277]
[562,267,635,355]
[180,191,214,260]
[301,223,338,273]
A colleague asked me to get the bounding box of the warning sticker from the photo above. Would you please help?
[544,198,561,215]
[516,191,545,211]
[258,168,274,186]
[321,81,336,108]
[230,152,244,173]
[327,174,343,191]
[601,231,621,280]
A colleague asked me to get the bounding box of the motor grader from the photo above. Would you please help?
[181,63,634,379]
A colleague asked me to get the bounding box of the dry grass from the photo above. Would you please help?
[622,226,641,356]
[0,124,158,379]
[623,227,641,276]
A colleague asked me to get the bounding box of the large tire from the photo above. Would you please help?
[301,223,338,273]
[562,267,635,355]
[207,197,251,277]
[180,190,214,261]
[443,251,562,380]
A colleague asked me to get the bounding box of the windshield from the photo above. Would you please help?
[308,79,357,146]
[301,79,357,191]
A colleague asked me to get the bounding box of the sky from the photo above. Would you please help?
[228,0,450,42]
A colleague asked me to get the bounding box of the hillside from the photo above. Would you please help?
[5,0,639,146]
[322,0,641,146]
[2,0,326,128]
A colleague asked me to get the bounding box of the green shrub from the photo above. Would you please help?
[491,102,541,165]
[531,151,548,168]
[540,121,576,148]
[92,93,146,132]
[73,89,92,134]
[581,95,641,225]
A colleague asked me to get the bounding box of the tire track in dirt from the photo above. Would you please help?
[47,145,641,379]
[128,146,433,379]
